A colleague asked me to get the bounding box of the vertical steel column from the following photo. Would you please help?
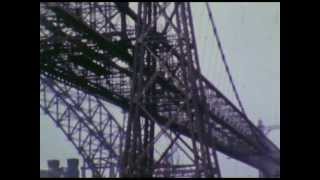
[186,3,221,177]
[174,2,220,177]
[174,4,201,177]
[122,2,147,177]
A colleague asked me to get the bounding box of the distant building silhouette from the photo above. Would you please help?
[40,158,79,178]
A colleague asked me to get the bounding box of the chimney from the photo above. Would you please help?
[65,158,80,178]
[47,159,61,177]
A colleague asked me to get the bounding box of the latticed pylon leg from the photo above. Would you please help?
[172,3,221,177]
[120,2,221,177]
[121,3,157,177]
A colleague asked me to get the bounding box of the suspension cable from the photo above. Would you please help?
[205,2,247,116]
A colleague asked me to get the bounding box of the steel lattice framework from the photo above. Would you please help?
[40,2,280,178]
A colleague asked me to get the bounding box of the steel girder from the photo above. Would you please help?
[40,2,280,177]
[40,76,124,177]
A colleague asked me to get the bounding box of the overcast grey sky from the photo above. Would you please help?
[40,2,280,178]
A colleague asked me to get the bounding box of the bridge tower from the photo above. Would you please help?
[118,2,221,177]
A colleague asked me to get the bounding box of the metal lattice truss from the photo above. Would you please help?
[40,2,280,177]
[40,76,218,177]
[40,76,123,177]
